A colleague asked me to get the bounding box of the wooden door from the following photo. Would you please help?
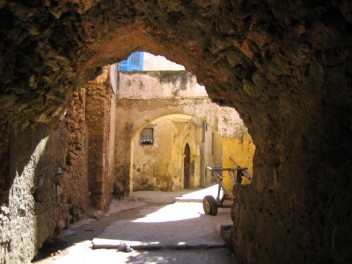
[184,144,191,189]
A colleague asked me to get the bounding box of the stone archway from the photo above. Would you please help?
[1,2,352,264]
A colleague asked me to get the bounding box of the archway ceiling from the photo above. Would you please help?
[0,0,351,147]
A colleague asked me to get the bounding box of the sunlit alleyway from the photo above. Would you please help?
[33,186,236,264]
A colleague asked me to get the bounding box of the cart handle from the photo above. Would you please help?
[207,166,248,172]
[207,167,223,181]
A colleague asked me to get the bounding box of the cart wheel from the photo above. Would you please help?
[203,195,218,216]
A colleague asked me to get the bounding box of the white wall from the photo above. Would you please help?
[143,52,185,71]
[117,71,208,99]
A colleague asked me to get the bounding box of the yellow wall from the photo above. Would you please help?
[132,117,174,191]
[132,115,202,191]
[204,128,223,185]
[132,115,255,192]
[221,132,255,190]
[170,119,200,190]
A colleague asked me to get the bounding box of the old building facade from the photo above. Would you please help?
[115,63,254,193]
[113,53,254,195]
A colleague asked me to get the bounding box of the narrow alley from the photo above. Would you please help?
[33,186,237,264]
[2,2,352,263]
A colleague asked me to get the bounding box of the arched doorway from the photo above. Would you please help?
[184,143,191,189]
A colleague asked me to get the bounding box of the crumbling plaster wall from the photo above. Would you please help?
[132,117,175,191]
[117,71,208,99]
[132,115,221,191]
[170,119,201,190]
[116,71,245,137]
[143,52,185,71]
[1,1,352,263]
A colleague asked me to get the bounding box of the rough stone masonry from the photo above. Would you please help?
[0,1,352,263]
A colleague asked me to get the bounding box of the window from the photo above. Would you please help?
[118,52,144,71]
[140,127,154,145]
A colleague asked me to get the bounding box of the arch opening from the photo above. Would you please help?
[112,52,255,195]
[129,114,233,192]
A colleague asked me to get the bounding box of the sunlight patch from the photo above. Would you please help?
[132,202,202,223]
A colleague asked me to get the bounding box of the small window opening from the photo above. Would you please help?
[140,127,154,145]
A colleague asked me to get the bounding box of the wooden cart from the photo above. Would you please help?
[203,158,253,216]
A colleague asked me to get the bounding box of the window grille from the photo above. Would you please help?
[140,127,154,145]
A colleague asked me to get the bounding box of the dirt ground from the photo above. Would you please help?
[32,186,237,264]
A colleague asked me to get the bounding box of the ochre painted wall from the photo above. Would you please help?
[203,128,223,185]
[132,115,226,191]
[221,133,255,190]
[132,117,173,191]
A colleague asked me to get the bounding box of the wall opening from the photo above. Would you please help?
[183,143,191,189]
[113,51,255,196]
[140,126,154,145]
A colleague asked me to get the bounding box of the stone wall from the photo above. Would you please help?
[85,67,115,209]
[57,88,90,227]
[0,90,89,263]
[0,65,114,262]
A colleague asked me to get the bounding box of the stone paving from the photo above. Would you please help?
[34,185,237,264]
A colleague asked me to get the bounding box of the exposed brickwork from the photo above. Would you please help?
[57,88,90,229]
[86,67,115,209]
